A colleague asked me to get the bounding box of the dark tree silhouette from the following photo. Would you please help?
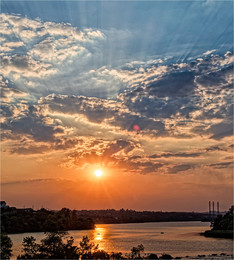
[17,232,80,259]
[19,236,39,259]
[2,207,95,233]
[159,254,173,259]
[1,233,13,259]
[131,244,144,259]
[212,206,233,231]
[147,253,158,259]
[79,235,99,259]
[110,252,124,259]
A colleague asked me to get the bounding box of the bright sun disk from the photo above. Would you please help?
[94,169,103,177]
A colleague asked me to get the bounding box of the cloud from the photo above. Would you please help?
[1,54,57,78]
[2,104,64,142]
[205,145,227,152]
[0,11,233,176]
[0,13,105,96]
[1,86,28,103]
[203,49,216,56]
[168,164,193,174]
[1,178,56,186]
[144,71,195,98]
[149,152,201,159]
[208,161,233,169]
[207,122,233,140]
[1,53,233,173]
[39,94,167,136]
[61,138,166,174]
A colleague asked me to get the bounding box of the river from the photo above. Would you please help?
[9,221,233,258]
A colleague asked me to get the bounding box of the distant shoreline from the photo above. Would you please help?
[7,220,208,235]
[2,205,211,234]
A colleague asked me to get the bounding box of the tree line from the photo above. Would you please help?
[1,232,174,259]
[1,207,94,234]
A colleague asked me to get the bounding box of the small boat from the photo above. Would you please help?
[160,232,164,234]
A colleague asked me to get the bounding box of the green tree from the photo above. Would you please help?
[1,233,13,259]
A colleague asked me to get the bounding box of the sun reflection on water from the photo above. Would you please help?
[94,227,105,243]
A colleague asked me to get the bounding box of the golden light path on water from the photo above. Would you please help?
[9,222,233,259]
[94,227,105,242]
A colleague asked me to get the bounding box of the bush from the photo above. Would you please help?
[17,232,79,259]
[1,233,13,259]
[147,253,159,259]
[159,254,173,259]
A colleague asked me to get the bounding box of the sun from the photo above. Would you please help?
[94,169,103,177]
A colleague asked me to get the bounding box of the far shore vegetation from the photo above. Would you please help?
[200,206,233,239]
[1,207,95,234]
[1,202,211,234]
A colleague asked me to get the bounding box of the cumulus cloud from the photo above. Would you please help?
[0,13,105,96]
[38,94,167,136]
[1,104,64,142]
[0,12,233,175]
[1,86,28,103]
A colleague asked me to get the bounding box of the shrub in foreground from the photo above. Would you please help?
[1,233,13,259]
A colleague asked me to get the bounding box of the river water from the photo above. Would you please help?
[9,221,233,258]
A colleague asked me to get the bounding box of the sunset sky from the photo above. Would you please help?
[1,1,233,211]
